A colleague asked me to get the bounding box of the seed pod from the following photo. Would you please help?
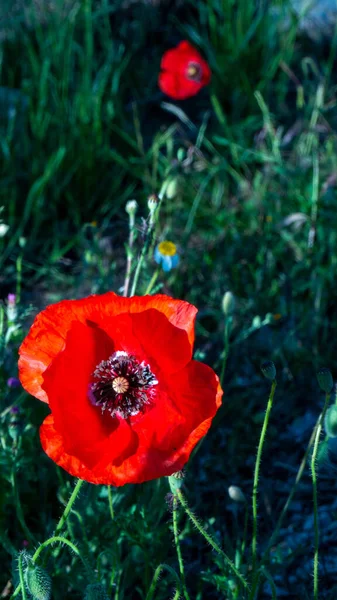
[260,361,276,381]
[325,405,337,438]
[228,485,246,504]
[84,583,109,600]
[168,471,184,494]
[24,562,51,600]
[317,368,334,393]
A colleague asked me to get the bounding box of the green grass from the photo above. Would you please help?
[2,0,337,598]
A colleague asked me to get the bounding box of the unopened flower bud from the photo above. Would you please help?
[168,470,184,494]
[24,561,51,600]
[165,177,180,200]
[317,368,334,393]
[84,583,109,600]
[228,485,246,503]
[222,291,236,316]
[125,199,138,216]
[177,148,185,162]
[147,194,158,214]
[7,377,20,388]
[7,294,17,322]
[0,223,9,237]
[325,405,337,438]
[260,360,276,381]
[252,316,262,328]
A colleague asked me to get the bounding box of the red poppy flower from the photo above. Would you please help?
[19,293,222,486]
[159,40,211,100]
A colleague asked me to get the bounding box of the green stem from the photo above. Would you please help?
[262,413,319,563]
[11,536,93,599]
[172,497,190,600]
[130,212,156,297]
[311,392,330,600]
[220,317,231,386]
[108,486,114,521]
[123,211,136,297]
[145,564,182,600]
[55,479,84,535]
[145,269,159,296]
[176,489,249,592]
[251,380,277,577]
[18,553,27,600]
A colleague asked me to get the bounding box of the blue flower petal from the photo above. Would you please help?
[170,254,180,268]
[162,256,172,272]
[154,246,162,265]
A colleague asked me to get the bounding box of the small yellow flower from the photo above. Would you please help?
[154,241,180,271]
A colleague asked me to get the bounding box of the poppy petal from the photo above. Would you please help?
[42,320,137,469]
[130,309,192,374]
[19,293,196,403]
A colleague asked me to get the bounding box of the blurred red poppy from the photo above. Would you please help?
[159,40,211,100]
[19,293,222,485]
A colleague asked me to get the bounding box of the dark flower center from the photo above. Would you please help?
[186,61,202,82]
[89,351,158,419]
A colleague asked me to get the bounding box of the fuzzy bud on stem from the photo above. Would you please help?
[24,559,52,600]
[125,199,138,217]
[317,368,334,393]
[222,291,236,317]
[147,194,158,225]
[168,471,184,495]
[260,360,276,381]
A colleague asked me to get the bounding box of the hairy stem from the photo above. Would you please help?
[176,489,249,592]
[145,563,182,600]
[18,553,27,600]
[172,497,190,600]
[11,536,94,599]
[251,380,277,575]
[55,479,84,535]
[311,391,330,600]
[262,414,319,562]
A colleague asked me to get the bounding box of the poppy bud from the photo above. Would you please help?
[324,405,337,438]
[125,200,138,216]
[165,177,180,200]
[228,485,246,504]
[147,194,158,214]
[84,583,109,600]
[222,292,236,317]
[24,561,51,600]
[168,471,184,494]
[260,361,276,381]
[317,368,334,393]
